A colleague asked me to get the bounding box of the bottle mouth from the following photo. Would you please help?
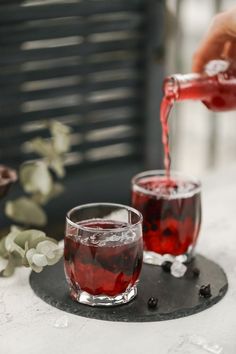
[163,76,179,99]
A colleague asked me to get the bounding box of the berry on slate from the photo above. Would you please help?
[192,267,200,278]
[148,297,158,309]
[161,261,172,273]
[199,284,212,298]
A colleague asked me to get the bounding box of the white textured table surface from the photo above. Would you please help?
[1,168,236,354]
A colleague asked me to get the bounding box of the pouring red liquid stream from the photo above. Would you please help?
[161,61,236,177]
[160,96,174,179]
[133,61,236,258]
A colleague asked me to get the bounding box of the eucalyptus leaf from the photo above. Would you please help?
[50,157,65,178]
[20,161,53,195]
[25,249,43,272]
[49,121,72,154]
[36,240,63,266]
[36,240,58,257]
[32,183,64,205]
[10,225,23,233]
[49,120,71,136]
[43,237,58,245]
[29,138,56,159]
[46,248,63,265]
[5,231,25,258]
[5,197,47,226]
[32,253,48,267]
[22,242,29,267]
[1,256,15,277]
[0,238,8,258]
[53,133,71,154]
[11,251,24,266]
[22,256,29,267]
[27,235,47,249]
[15,229,46,249]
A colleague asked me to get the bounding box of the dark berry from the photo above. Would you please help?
[161,261,172,273]
[151,223,158,231]
[148,297,158,309]
[163,228,173,237]
[199,284,212,298]
[192,267,200,278]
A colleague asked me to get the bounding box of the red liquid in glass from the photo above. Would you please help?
[64,221,143,297]
[132,177,201,255]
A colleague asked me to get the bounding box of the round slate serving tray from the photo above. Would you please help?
[29,254,228,322]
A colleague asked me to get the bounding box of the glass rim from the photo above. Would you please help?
[131,169,201,199]
[66,202,143,232]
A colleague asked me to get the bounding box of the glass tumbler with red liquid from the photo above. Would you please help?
[64,203,143,306]
[131,171,201,264]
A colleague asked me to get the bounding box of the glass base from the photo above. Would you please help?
[70,285,137,307]
[143,246,194,266]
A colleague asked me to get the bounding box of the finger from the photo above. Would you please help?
[192,14,230,72]
[221,40,232,59]
[192,38,228,73]
[192,9,236,72]
[224,40,236,61]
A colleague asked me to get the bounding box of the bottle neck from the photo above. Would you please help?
[163,73,217,101]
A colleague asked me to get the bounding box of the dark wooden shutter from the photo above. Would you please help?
[0,0,165,232]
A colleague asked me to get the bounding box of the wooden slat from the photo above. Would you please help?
[48,134,142,155]
[0,95,144,123]
[0,133,142,165]
[0,0,22,4]
[0,37,144,66]
[0,16,145,45]
[0,1,144,24]
[0,57,144,87]
[0,115,143,146]
[0,76,143,105]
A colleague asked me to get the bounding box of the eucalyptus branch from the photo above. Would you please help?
[0,120,72,276]
[0,227,63,276]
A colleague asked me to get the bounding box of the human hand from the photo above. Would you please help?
[192,6,236,72]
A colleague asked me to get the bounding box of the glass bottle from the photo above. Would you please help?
[163,60,236,112]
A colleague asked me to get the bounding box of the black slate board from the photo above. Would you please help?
[29,254,228,322]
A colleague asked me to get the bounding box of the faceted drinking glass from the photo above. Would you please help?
[64,203,143,306]
[131,170,201,264]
